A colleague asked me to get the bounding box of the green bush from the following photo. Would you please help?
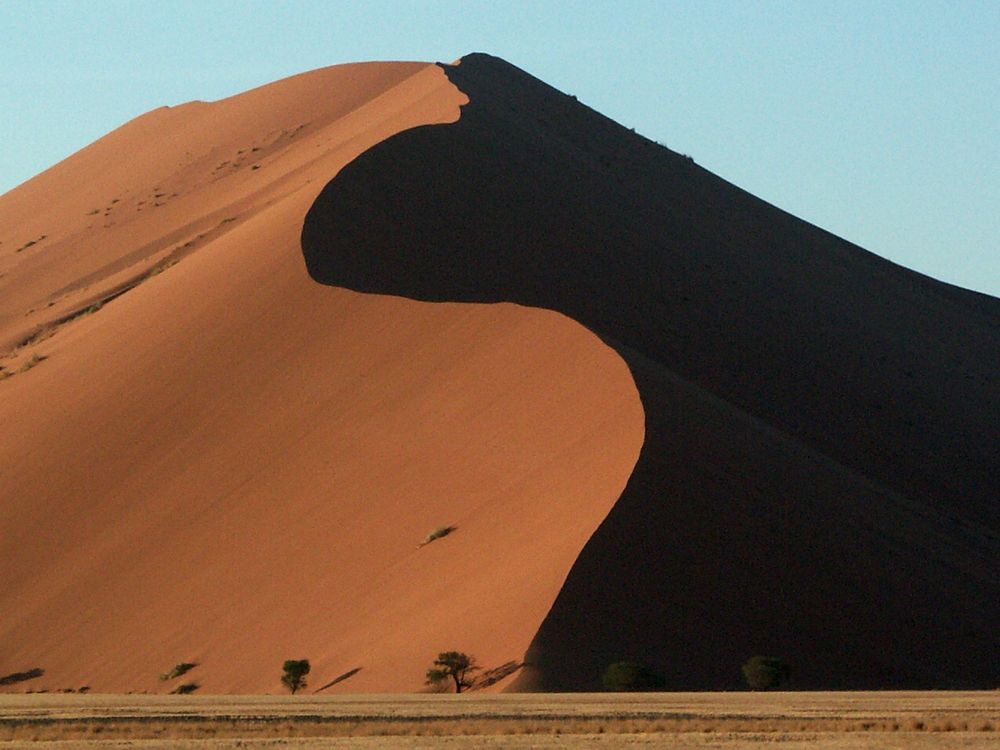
[601,661,665,691]
[741,655,791,690]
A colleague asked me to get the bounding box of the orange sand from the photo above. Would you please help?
[0,61,642,693]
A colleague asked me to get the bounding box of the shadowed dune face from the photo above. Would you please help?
[302,54,999,689]
[0,61,644,693]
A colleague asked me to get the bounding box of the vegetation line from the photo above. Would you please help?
[0,712,994,741]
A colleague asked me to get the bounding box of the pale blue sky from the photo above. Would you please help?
[1,1,997,296]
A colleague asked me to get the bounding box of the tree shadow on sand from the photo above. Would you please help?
[0,668,44,687]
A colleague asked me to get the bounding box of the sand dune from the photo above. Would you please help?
[0,60,642,693]
[1,53,997,694]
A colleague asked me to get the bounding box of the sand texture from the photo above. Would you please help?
[1,53,998,694]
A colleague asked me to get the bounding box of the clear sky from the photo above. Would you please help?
[1,0,997,296]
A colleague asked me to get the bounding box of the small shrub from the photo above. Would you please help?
[146,260,177,278]
[601,661,665,691]
[18,354,44,373]
[742,655,790,690]
[418,525,456,548]
[170,682,199,694]
[281,659,310,694]
[159,662,197,681]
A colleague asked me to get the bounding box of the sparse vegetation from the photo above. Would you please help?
[146,259,178,278]
[281,659,310,694]
[15,235,46,253]
[601,661,665,692]
[426,651,479,694]
[169,682,199,695]
[18,354,45,373]
[418,525,456,548]
[742,655,791,690]
[0,692,996,743]
[159,662,198,681]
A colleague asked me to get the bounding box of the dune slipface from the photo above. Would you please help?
[302,54,999,690]
[0,60,643,693]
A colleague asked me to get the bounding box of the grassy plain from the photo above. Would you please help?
[1,691,997,748]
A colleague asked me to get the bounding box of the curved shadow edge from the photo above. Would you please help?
[301,54,1000,690]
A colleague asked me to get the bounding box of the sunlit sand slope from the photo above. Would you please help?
[0,61,643,693]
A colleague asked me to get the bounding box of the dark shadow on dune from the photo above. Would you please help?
[301,54,1000,689]
[471,661,523,691]
[314,667,362,693]
[0,668,44,686]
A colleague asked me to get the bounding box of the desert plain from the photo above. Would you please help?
[1,691,999,748]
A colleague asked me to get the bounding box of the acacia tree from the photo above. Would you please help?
[425,651,479,693]
[281,659,311,694]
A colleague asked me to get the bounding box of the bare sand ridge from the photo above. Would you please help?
[0,61,643,693]
[303,54,1000,690]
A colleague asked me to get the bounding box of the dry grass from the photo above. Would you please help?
[5,715,993,740]
[0,692,997,747]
